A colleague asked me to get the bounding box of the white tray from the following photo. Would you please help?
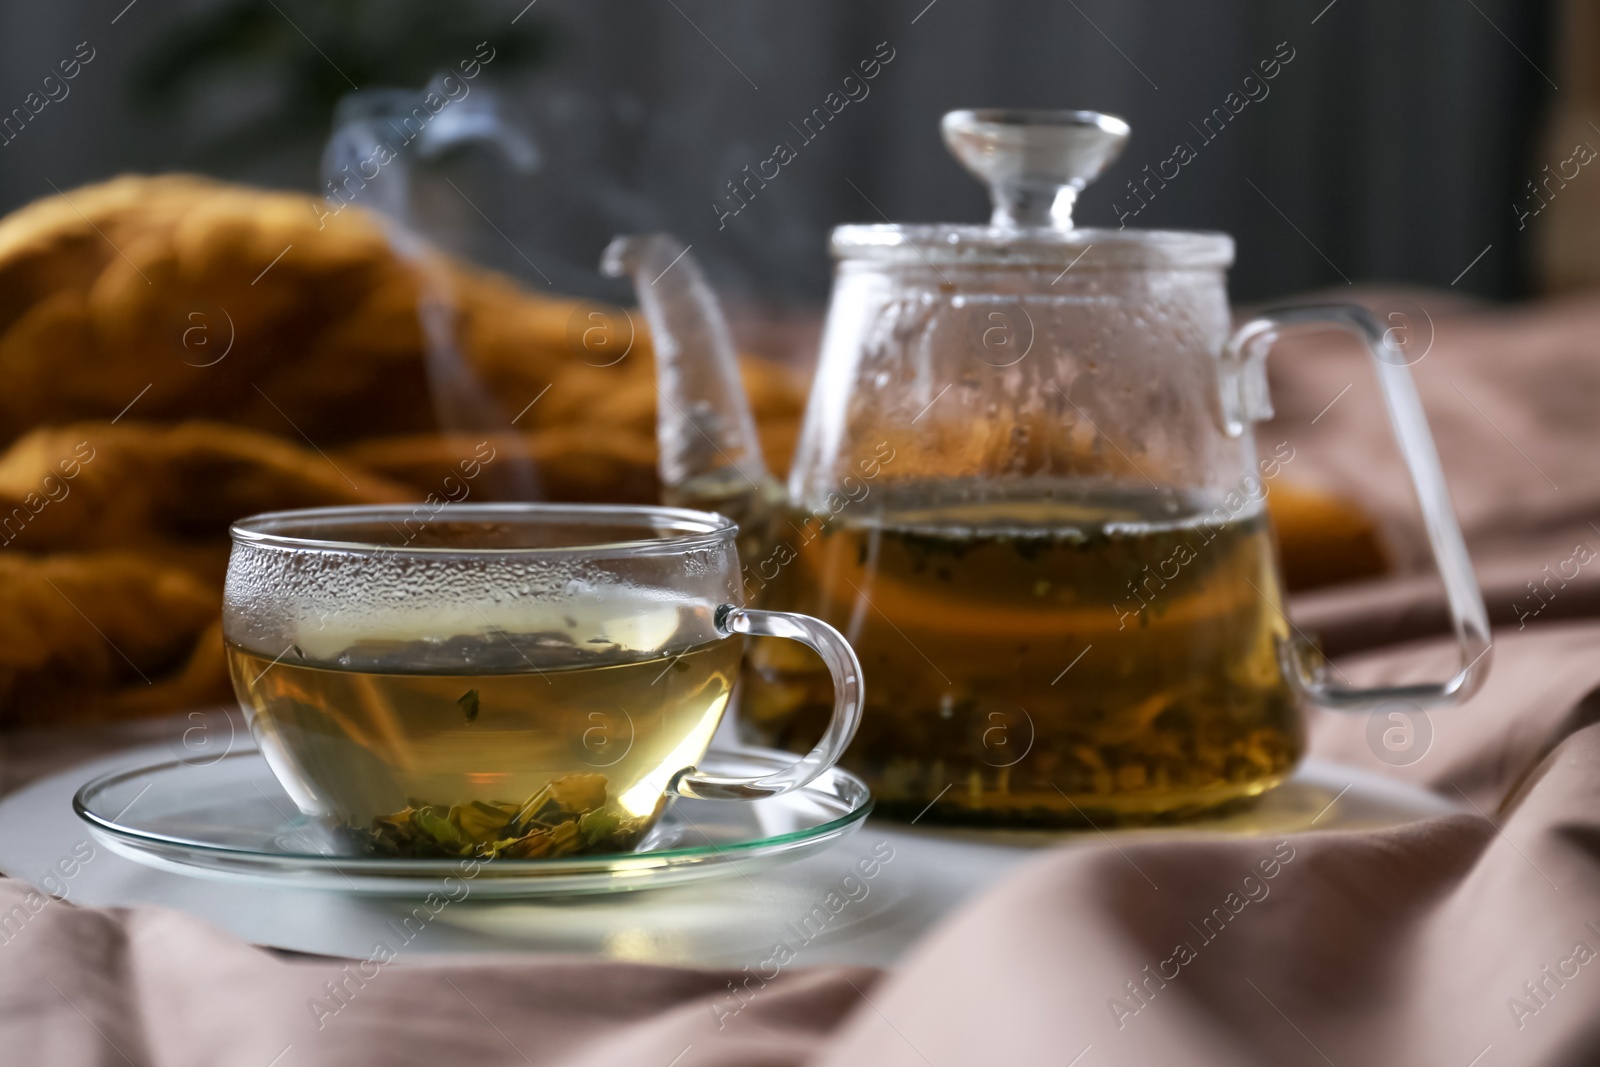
[0,745,1459,968]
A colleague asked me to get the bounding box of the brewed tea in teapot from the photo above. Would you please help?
[737,482,1297,824]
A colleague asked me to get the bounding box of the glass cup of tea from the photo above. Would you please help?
[222,503,863,860]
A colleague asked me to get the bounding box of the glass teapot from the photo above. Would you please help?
[602,109,1489,827]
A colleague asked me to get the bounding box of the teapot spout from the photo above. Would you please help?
[601,234,777,515]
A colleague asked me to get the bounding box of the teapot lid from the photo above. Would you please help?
[832,109,1233,270]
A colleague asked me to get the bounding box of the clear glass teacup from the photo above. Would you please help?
[222,504,863,860]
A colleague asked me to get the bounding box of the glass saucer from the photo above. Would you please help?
[74,748,872,898]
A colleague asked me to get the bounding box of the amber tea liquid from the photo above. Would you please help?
[738,486,1302,826]
[228,638,741,843]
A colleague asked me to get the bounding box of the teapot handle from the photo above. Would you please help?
[1223,305,1491,711]
[665,606,864,800]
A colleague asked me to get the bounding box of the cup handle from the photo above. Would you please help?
[665,605,864,801]
[1222,304,1492,711]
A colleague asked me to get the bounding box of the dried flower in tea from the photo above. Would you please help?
[355,772,648,859]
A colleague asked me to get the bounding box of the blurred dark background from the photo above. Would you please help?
[0,0,1561,309]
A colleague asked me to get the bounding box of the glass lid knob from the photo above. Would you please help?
[941,109,1130,231]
